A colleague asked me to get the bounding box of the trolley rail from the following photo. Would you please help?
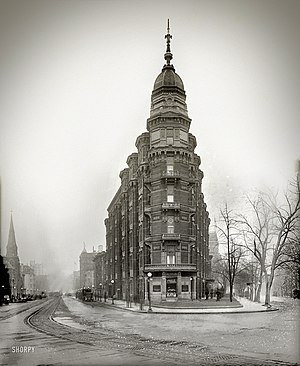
[22,296,295,366]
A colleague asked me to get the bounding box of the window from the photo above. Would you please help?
[151,130,160,141]
[167,185,174,202]
[167,216,174,233]
[167,128,173,137]
[180,130,188,142]
[152,251,161,264]
[166,245,175,265]
[167,165,174,174]
[181,251,188,263]
[168,225,174,234]
[167,255,175,264]
[153,285,161,292]
[167,130,174,145]
[182,285,189,292]
[167,194,174,203]
[166,156,174,174]
[145,245,151,264]
[145,216,151,236]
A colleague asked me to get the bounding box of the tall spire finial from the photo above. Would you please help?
[164,19,173,66]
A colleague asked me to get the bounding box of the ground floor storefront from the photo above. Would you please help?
[144,271,208,302]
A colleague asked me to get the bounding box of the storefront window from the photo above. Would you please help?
[153,285,161,292]
[182,285,189,292]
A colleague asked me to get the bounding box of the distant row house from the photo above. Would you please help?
[20,264,35,295]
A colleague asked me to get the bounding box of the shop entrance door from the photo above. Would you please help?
[166,278,177,298]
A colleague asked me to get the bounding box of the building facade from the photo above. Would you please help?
[20,264,36,295]
[93,251,106,299]
[79,245,96,288]
[99,24,211,304]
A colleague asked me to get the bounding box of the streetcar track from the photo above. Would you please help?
[0,300,48,321]
[24,297,94,346]
[22,297,298,366]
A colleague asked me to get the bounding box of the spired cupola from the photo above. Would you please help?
[147,20,192,149]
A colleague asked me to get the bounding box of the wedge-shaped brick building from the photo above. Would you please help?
[97,23,211,304]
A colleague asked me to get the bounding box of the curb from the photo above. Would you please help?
[73,298,279,314]
[141,307,279,314]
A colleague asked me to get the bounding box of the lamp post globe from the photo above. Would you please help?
[147,272,152,312]
[111,279,115,304]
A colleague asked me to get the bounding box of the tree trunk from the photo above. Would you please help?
[264,274,271,306]
[254,270,263,303]
[229,281,233,302]
[222,274,227,294]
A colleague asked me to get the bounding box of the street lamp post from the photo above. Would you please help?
[99,283,102,302]
[190,277,193,301]
[12,279,15,301]
[147,272,152,312]
[111,279,115,304]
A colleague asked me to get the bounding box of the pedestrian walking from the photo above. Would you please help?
[216,288,221,301]
[205,288,209,300]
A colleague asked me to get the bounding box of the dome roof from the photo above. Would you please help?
[153,66,184,91]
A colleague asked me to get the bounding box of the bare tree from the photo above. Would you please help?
[280,233,300,290]
[236,194,272,303]
[216,203,246,302]
[237,178,300,305]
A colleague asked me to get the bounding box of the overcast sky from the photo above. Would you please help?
[0,0,299,284]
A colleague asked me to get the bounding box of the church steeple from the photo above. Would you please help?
[6,213,18,258]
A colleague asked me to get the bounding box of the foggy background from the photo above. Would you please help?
[0,0,299,289]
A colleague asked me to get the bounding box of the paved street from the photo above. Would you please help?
[0,299,173,366]
[60,296,299,365]
[0,296,299,366]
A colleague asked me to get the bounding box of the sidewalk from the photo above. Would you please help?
[86,296,278,314]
